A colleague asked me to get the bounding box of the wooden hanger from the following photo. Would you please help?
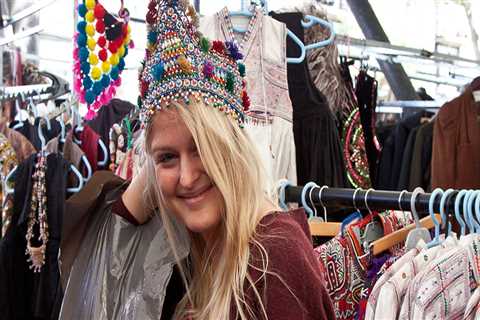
[309,220,341,237]
[371,214,441,255]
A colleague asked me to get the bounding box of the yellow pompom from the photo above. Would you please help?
[89,53,99,65]
[177,55,192,73]
[109,53,119,66]
[91,66,101,80]
[87,37,96,50]
[85,24,95,37]
[85,10,95,23]
[85,0,95,10]
[127,24,131,34]
[118,45,125,57]
[123,35,131,46]
[101,61,111,73]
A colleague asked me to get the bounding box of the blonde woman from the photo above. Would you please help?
[60,0,334,319]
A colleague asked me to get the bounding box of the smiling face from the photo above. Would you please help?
[148,108,224,240]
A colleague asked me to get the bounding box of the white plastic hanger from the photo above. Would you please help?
[405,187,432,250]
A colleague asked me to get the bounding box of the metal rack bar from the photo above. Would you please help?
[285,186,456,216]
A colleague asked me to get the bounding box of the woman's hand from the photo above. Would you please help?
[121,165,152,225]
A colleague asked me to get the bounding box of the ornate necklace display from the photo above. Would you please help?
[25,152,48,273]
[73,0,134,120]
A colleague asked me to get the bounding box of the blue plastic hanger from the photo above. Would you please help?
[301,15,336,50]
[474,191,480,234]
[468,190,480,233]
[463,190,475,234]
[278,179,292,211]
[300,182,319,218]
[405,187,431,250]
[439,188,454,238]
[455,189,468,236]
[426,188,443,248]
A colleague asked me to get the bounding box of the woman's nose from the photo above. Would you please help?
[179,155,202,189]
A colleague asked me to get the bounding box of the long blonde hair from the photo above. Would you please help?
[144,100,278,319]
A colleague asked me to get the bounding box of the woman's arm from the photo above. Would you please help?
[121,166,153,225]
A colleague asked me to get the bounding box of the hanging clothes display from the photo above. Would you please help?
[0,134,17,237]
[199,7,297,186]
[270,11,346,189]
[432,84,480,189]
[9,118,62,151]
[408,121,433,191]
[0,153,68,320]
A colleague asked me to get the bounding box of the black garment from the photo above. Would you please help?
[161,265,186,320]
[409,121,434,191]
[9,118,62,150]
[375,111,432,190]
[87,98,134,145]
[356,70,379,182]
[270,11,346,189]
[397,126,419,191]
[0,153,68,320]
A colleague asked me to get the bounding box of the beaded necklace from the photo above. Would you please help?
[25,152,48,273]
[220,6,260,51]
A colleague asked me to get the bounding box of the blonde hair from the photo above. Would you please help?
[144,100,279,320]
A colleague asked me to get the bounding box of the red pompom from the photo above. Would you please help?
[97,36,106,48]
[113,37,123,48]
[95,20,105,33]
[98,49,108,61]
[211,40,225,55]
[94,4,105,19]
[242,91,250,111]
[108,42,118,53]
[140,80,148,97]
[146,10,156,25]
[148,1,157,11]
[122,24,128,37]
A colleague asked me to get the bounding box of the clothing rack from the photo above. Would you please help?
[284,186,457,216]
[0,71,70,102]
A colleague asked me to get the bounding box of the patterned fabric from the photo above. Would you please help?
[0,133,17,237]
[399,235,480,320]
[314,211,410,320]
[365,247,420,320]
[463,287,480,320]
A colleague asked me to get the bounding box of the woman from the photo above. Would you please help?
[60,0,334,319]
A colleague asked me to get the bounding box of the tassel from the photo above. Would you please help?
[177,55,193,73]
[211,41,225,55]
[225,72,234,93]
[238,63,246,77]
[202,61,214,78]
[200,37,210,53]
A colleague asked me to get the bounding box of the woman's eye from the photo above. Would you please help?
[156,153,177,164]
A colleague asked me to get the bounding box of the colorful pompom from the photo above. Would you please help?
[88,53,99,65]
[147,31,157,44]
[238,63,246,77]
[101,75,111,88]
[200,37,210,53]
[85,10,95,23]
[96,20,105,33]
[225,41,243,60]
[153,62,165,80]
[93,81,103,95]
[83,77,93,90]
[85,0,95,10]
[87,37,96,50]
[79,47,89,61]
[97,36,106,48]
[91,66,101,80]
[85,90,95,104]
[81,62,90,74]
[85,24,95,37]
[118,58,125,71]
[77,21,87,34]
[110,67,119,80]
[109,53,119,66]
[108,42,118,54]
[78,4,87,17]
[98,49,108,61]
[77,33,87,47]
[101,61,111,73]
[226,72,234,92]
[202,61,214,78]
[94,4,105,19]
[118,45,125,58]
[177,55,192,73]
[211,40,225,55]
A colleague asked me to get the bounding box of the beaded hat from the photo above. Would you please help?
[138,0,250,127]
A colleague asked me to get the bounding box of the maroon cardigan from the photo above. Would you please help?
[113,199,335,320]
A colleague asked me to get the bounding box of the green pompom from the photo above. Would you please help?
[238,63,246,77]
[226,72,234,93]
[200,37,210,53]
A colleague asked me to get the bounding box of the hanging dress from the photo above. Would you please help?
[199,7,297,188]
[270,11,346,188]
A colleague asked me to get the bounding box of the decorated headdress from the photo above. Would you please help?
[73,0,134,120]
[138,0,250,128]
